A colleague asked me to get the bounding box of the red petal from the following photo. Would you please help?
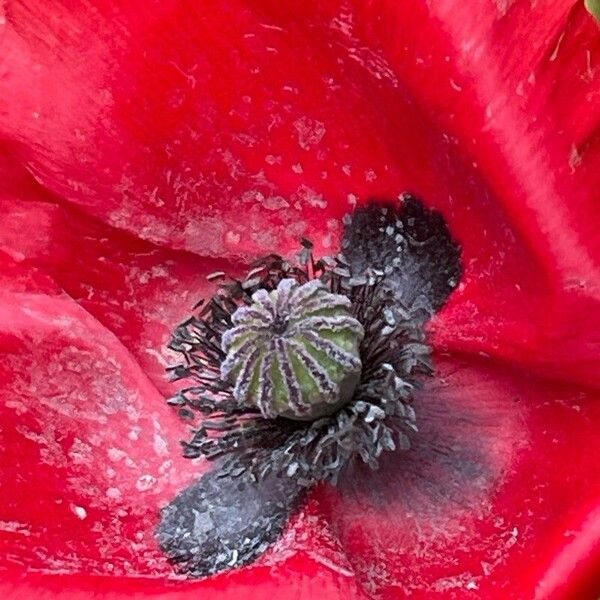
[317,356,600,598]
[0,558,365,600]
[0,256,195,575]
[1,0,598,387]
[1,0,599,597]
[0,151,236,395]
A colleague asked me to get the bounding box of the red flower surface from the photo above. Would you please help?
[1,1,599,598]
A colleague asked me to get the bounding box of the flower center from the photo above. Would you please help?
[271,314,289,335]
[220,278,364,421]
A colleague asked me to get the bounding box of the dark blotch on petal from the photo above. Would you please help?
[156,460,304,577]
[342,195,462,319]
[337,358,519,520]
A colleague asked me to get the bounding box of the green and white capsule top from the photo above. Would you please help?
[220,278,364,420]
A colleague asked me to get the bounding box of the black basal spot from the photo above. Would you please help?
[342,194,461,319]
[156,459,305,576]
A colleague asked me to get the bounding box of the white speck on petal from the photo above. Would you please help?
[71,505,88,520]
[293,117,326,150]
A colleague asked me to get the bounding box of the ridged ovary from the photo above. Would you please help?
[221,278,364,420]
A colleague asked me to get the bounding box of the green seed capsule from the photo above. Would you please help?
[220,278,364,420]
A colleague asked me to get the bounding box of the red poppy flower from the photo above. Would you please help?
[1,1,599,598]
